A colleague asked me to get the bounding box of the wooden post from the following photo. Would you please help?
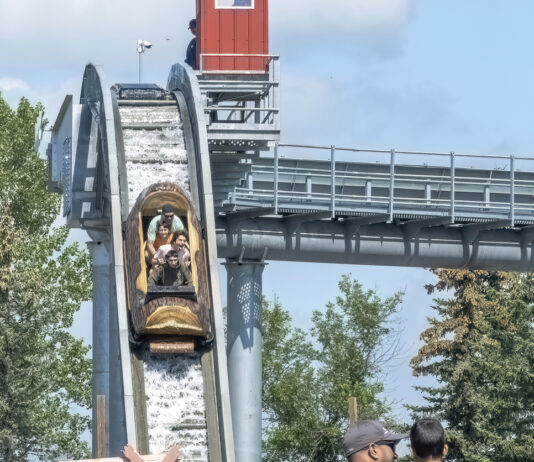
[97,395,108,458]
[348,397,358,424]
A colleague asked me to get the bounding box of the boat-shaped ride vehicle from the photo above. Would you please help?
[125,183,212,354]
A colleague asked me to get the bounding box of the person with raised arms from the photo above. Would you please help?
[151,229,191,269]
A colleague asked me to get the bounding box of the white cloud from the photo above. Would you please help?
[269,0,414,61]
[0,0,414,125]
[0,0,196,82]
[0,1,412,74]
[0,78,29,92]
[0,75,79,120]
[271,0,414,33]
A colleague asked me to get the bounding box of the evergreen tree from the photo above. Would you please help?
[410,269,534,462]
[0,95,92,461]
[262,275,403,461]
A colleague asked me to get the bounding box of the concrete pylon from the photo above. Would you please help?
[225,260,265,462]
[87,239,111,457]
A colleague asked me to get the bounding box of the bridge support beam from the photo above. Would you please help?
[225,260,265,462]
[216,217,534,271]
[87,239,111,457]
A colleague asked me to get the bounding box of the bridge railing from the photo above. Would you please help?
[227,143,534,225]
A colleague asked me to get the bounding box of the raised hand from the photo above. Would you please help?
[122,444,144,462]
[161,445,182,462]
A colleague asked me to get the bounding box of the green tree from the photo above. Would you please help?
[0,94,92,462]
[262,275,404,461]
[410,269,534,462]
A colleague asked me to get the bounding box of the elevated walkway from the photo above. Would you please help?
[213,144,534,226]
[212,144,534,271]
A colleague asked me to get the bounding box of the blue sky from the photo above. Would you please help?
[2,0,534,429]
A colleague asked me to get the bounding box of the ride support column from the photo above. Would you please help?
[225,260,266,462]
[87,239,111,457]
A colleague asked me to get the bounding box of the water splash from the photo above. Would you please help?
[144,354,208,461]
[122,102,209,461]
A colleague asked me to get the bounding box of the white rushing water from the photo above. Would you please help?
[120,104,190,208]
[119,101,209,461]
[144,354,208,461]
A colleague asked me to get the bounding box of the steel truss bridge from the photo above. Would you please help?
[212,144,534,270]
[48,58,534,462]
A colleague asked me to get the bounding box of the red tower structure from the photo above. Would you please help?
[196,0,269,73]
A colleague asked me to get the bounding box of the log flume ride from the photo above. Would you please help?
[69,65,233,460]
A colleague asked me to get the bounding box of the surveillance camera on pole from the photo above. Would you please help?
[137,40,152,83]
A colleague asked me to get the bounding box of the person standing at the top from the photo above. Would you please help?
[185,19,197,69]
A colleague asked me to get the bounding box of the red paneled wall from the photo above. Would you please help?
[197,0,269,73]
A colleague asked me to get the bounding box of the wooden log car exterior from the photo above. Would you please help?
[125,183,211,343]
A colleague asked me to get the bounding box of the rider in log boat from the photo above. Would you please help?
[126,183,211,350]
[148,250,193,288]
[151,230,191,269]
[145,204,184,263]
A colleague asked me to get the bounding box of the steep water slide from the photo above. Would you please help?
[59,63,234,461]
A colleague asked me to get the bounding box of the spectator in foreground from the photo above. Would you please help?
[343,420,407,462]
[410,419,448,462]
[185,18,197,69]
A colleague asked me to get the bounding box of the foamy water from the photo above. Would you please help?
[121,102,209,461]
[144,354,208,461]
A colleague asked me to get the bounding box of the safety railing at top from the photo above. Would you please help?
[228,142,534,225]
[198,54,280,128]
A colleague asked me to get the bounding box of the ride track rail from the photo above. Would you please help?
[78,63,234,461]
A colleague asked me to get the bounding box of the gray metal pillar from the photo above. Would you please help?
[87,239,110,456]
[108,269,128,456]
[225,260,265,462]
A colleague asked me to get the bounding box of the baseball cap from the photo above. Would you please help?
[343,420,407,458]
[189,19,197,29]
[162,204,175,214]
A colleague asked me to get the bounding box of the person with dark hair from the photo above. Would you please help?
[151,229,191,268]
[343,420,407,462]
[185,18,197,69]
[410,419,448,462]
[145,221,172,265]
[146,204,184,259]
[147,250,192,288]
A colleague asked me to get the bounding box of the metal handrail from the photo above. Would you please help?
[278,142,532,161]
[250,167,529,185]
[234,186,533,206]
[224,143,534,226]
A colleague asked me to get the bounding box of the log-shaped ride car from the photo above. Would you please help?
[125,183,212,353]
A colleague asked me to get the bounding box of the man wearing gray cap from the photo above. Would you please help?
[343,420,407,461]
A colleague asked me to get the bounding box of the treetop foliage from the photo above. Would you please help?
[262,275,404,461]
[0,94,92,462]
[0,95,58,232]
[410,269,534,462]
